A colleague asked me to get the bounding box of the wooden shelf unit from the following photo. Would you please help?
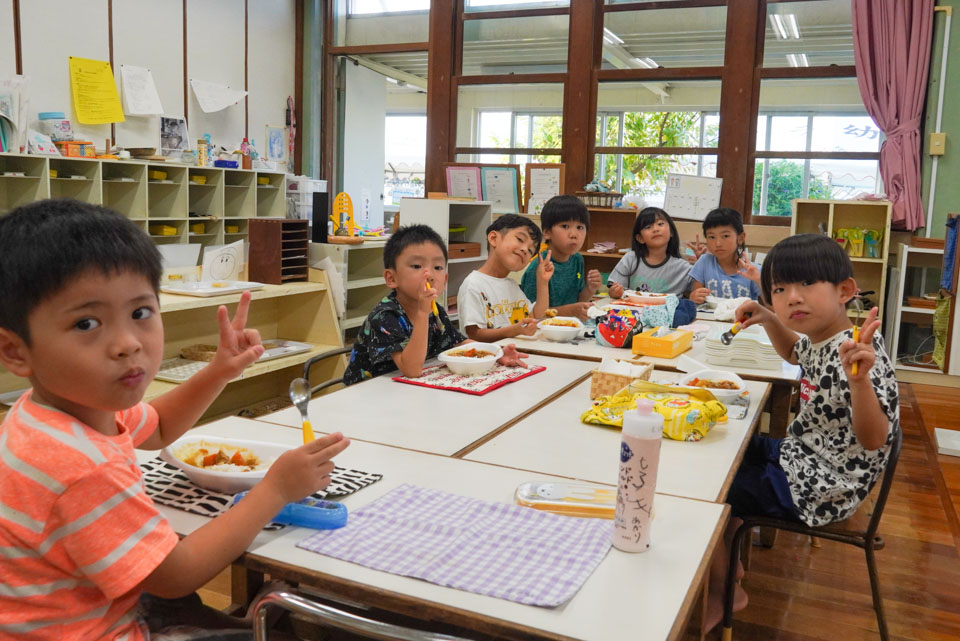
[0,152,285,246]
[791,199,892,324]
[0,276,344,424]
[310,239,391,335]
[249,219,310,284]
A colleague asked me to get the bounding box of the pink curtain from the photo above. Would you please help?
[852,0,934,231]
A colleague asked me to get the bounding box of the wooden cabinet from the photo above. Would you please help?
[0,274,344,424]
[0,152,285,247]
[791,199,892,323]
[249,219,309,284]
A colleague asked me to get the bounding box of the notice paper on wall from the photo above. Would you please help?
[120,65,164,116]
[69,57,125,125]
[190,78,247,114]
[663,173,723,222]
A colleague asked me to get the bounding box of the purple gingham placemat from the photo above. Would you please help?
[296,483,613,607]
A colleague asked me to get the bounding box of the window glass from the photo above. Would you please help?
[764,0,853,68]
[457,83,564,149]
[768,116,809,152]
[597,81,721,140]
[751,158,881,216]
[350,0,429,13]
[336,4,428,46]
[466,0,568,11]
[594,153,717,204]
[384,115,426,205]
[810,115,882,153]
[602,7,727,68]
[462,16,569,75]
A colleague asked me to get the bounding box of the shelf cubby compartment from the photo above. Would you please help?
[0,154,50,214]
[148,218,187,242]
[224,170,256,218]
[346,244,389,282]
[101,161,147,219]
[249,219,309,284]
[188,168,224,221]
[147,164,187,218]
[223,217,249,239]
[187,219,223,247]
[790,200,829,236]
[255,171,286,219]
[49,158,101,204]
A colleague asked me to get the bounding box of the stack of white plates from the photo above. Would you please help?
[704,324,783,370]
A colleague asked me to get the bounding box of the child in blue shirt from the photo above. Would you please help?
[689,208,761,303]
[520,195,601,321]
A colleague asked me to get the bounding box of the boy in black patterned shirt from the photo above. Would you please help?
[343,225,528,385]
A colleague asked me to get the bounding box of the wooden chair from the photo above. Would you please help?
[252,588,471,640]
[721,427,902,641]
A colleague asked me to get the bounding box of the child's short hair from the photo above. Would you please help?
[486,214,542,250]
[541,195,590,231]
[383,224,448,270]
[631,207,681,259]
[760,233,854,303]
[702,207,744,235]
[0,199,162,344]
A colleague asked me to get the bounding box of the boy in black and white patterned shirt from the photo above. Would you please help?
[704,233,898,629]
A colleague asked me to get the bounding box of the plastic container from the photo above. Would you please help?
[613,399,662,552]
[38,111,73,141]
[233,492,348,530]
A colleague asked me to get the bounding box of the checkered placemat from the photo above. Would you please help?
[392,363,546,395]
[141,459,382,530]
[297,483,612,607]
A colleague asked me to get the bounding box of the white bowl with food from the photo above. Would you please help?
[537,316,584,342]
[437,343,503,376]
[160,436,290,494]
[679,369,747,402]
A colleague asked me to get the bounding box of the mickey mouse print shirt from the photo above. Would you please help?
[780,328,899,527]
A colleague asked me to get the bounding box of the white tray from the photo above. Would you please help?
[155,339,313,383]
[160,280,265,297]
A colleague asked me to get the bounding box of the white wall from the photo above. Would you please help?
[343,63,385,228]
[4,0,295,163]
[0,0,15,78]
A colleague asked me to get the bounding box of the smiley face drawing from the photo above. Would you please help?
[210,251,237,280]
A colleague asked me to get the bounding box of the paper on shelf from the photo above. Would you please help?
[201,240,244,282]
[190,78,247,114]
[158,243,202,270]
[312,256,345,317]
[69,56,125,124]
[120,64,164,116]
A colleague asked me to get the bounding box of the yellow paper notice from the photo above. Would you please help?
[68,57,125,125]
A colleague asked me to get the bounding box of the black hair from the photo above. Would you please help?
[485,214,542,251]
[383,224,448,270]
[702,207,744,235]
[0,199,162,344]
[760,233,854,303]
[540,195,590,232]
[631,207,681,259]
[702,207,746,261]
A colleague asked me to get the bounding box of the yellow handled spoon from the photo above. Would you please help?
[289,377,315,443]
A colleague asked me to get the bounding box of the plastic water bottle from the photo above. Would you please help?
[612,398,663,552]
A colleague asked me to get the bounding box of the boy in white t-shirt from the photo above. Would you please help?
[458,214,553,340]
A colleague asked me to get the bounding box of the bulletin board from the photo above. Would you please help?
[443,162,522,213]
[524,163,565,215]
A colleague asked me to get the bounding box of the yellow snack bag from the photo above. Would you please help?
[580,380,726,442]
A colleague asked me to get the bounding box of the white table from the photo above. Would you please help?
[256,354,596,456]
[151,417,728,641]
[465,374,770,503]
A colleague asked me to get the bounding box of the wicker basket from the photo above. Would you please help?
[575,191,624,209]
[180,344,218,362]
[589,361,653,399]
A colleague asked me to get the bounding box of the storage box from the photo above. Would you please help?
[632,327,694,358]
[449,242,481,259]
[54,140,96,158]
[589,361,653,399]
[149,224,178,236]
[190,175,207,185]
[190,222,205,234]
[148,170,168,181]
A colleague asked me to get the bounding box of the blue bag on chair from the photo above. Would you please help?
[672,299,698,327]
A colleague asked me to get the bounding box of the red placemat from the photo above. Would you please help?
[392,363,546,395]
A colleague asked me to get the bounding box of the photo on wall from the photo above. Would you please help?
[160,116,190,156]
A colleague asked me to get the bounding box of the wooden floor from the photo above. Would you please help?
[201,382,960,641]
[711,383,960,640]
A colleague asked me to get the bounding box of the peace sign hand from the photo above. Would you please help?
[536,249,555,283]
[838,307,880,381]
[211,291,265,379]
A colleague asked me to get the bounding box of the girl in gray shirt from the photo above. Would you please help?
[607,207,694,297]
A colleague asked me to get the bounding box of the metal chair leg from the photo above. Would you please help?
[864,545,889,641]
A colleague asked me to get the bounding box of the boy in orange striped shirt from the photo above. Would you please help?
[0,200,349,640]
